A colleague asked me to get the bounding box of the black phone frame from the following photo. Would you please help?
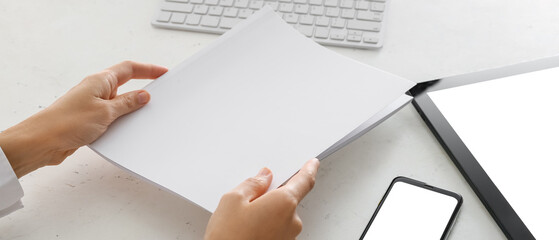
[359,176,463,240]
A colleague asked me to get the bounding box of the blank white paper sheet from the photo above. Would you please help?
[428,66,559,239]
[90,8,414,212]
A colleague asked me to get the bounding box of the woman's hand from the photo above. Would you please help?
[205,158,320,240]
[0,61,167,177]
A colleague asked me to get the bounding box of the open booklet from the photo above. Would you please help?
[89,7,415,212]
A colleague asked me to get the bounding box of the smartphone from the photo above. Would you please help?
[360,176,462,240]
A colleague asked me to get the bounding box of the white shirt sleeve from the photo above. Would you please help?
[0,146,24,218]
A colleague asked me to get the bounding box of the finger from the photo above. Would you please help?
[230,168,273,202]
[110,90,150,119]
[283,158,319,202]
[105,61,168,87]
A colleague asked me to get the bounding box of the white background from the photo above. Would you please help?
[2,0,559,239]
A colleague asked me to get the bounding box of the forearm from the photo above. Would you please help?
[0,114,60,178]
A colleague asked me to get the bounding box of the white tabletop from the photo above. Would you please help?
[1,0,558,239]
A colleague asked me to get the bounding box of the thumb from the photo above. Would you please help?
[231,168,273,202]
[111,90,150,119]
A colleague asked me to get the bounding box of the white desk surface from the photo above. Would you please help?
[1,1,558,239]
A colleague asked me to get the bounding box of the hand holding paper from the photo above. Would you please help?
[0,61,167,178]
[205,158,320,240]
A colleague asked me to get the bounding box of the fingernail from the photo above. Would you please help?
[257,167,271,177]
[311,158,320,165]
[137,91,149,104]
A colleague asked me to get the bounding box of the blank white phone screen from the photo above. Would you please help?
[428,66,559,239]
[363,181,458,239]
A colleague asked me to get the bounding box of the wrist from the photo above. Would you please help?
[0,120,55,178]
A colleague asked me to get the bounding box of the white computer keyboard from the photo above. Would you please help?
[152,0,388,49]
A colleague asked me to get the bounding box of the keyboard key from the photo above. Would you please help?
[185,14,201,25]
[294,4,309,14]
[209,6,224,15]
[206,0,219,5]
[348,30,363,41]
[299,15,315,25]
[331,18,345,28]
[371,12,382,21]
[340,0,353,8]
[263,1,279,10]
[220,0,234,6]
[294,0,307,3]
[249,0,264,9]
[325,7,340,17]
[363,33,379,43]
[310,6,324,15]
[223,7,239,17]
[347,20,380,31]
[186,3,196,13]
[239,9,254,18]
[171,12,187,23]
[341,9,355,18]
[283,13,299,23]
[346,35,362,42]
[355,1,369,10]
[296,25,314,37]
[194,5,209,14]
[316,16,330,26]
[161,2,194,12]
[309,0,323,5]
[200,15,220,27]
[371,2,385,11]
[348,30,362,36]
[279,3,294,12]
[220,17,242,28]
[330,29,346,40]
[356,10,376,21]
[191,0,204,4]
[324,0,338,7]
[347,34,361,42]
[157,11,172,22]
[314,27,329,38]
[234,0,249,8]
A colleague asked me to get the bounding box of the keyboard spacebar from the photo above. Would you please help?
[347,20,381,32]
